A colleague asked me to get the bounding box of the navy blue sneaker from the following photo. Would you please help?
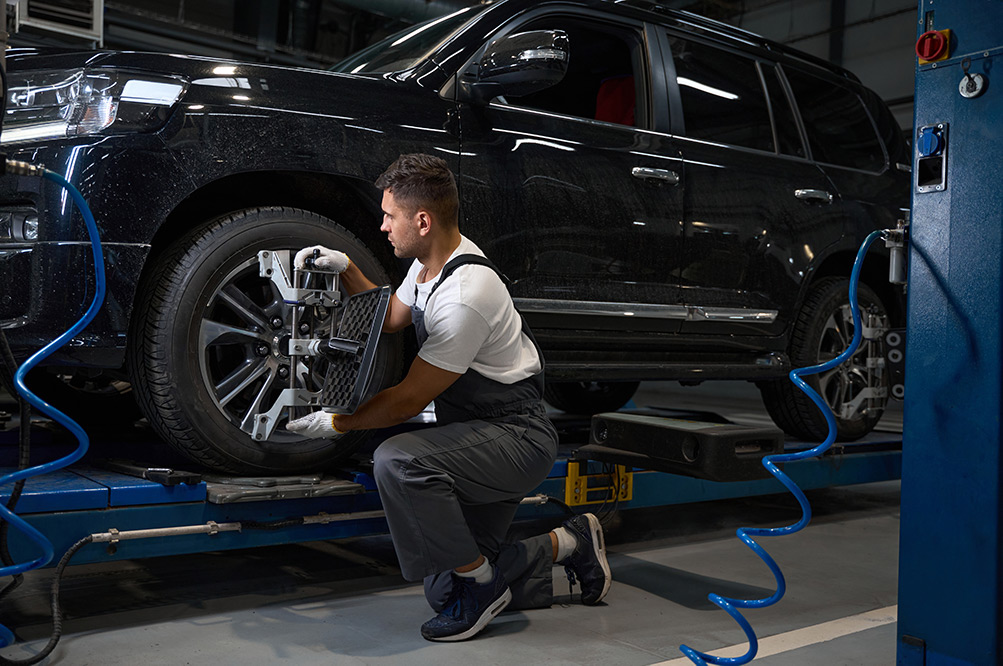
[420,565,512,642]
[559,513,611,605]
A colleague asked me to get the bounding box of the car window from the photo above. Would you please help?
[331,6,487,74]
[667,35,775,152]
[762,65,806,158]
[783,67,885,171]
[499,17,644,128]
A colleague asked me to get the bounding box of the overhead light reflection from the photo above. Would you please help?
[434,147,477,156]
[345,124,384,134]
[400,124,448,134]
[391,8,468,47]
[497,127,580,146]
[677,76,739,100]
[513,138,575,152]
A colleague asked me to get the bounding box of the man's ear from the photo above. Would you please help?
[415,209,433,236]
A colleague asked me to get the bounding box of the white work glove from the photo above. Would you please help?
[293,245,350,273]
[286,411,346,438]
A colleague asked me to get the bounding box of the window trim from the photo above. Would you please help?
[761,61,811,160]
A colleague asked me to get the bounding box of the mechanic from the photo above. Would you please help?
[286,153,611,642]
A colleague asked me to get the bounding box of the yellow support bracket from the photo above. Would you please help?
[565,461,633,507]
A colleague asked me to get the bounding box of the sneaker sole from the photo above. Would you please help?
[583,513,611,605]
[425,587,513,642]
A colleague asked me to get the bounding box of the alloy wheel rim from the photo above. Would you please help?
[815,302,888,423]
[197,255,335,441]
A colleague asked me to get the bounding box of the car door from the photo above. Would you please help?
[658,32,843,339]
[456,10,686,342]
[781,66,909,241]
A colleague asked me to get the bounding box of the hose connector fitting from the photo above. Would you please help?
[883,211,910,286]
[2,157,46,177]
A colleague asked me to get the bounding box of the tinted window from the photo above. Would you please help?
[668,36,774,152]
[763,65,805,158]
[784,67,885,171]
[507,18,642,128]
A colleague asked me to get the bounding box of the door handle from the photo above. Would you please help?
[794,188,833,204]
[632,166,680,185]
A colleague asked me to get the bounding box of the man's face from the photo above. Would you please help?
[380,190,423,259]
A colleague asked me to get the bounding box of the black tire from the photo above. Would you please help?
[128,207,402,474]
[544,380,640,414]
[758,277,889,442]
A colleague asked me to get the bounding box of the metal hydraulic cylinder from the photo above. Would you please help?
[899,4,1003,663]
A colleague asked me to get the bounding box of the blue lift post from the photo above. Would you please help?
[899,3,1003,664]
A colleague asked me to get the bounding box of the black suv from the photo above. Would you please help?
[0,0,909,473]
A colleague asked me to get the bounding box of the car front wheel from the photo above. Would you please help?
[758,277,889,442]
[129,206,401,474]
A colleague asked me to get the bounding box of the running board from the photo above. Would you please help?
[576,413,784,482]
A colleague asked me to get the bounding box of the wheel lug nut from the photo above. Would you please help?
[270,317,284,329]
[299,323,310,334]
[278,365,289,379]
[255,343,270,357]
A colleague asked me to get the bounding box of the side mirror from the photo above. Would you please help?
[459,30,569,105]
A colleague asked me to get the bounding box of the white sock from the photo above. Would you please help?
[552,527,578,561]
[456,557,493,584]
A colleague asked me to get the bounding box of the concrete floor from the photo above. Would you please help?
[0,381,903,665]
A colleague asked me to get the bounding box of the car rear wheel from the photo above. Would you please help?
[758,277,889,442]
[544,380,640,414]
[129,206,401,474]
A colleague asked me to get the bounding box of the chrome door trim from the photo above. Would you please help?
[513,298,777,323]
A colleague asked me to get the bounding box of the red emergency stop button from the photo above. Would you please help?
[916,30,950,63]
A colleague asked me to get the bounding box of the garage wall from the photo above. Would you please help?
[717,0,917,131]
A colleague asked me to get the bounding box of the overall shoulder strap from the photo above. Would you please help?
[429,253,510,298]
[430,254,544,375]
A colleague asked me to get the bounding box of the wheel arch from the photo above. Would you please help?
[145,169,402,286]
[801,246,905,328]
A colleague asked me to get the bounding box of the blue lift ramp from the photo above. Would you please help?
[1,410,901,570]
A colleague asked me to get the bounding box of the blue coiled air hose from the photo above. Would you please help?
[0,165,105,649]
[680,228,885,665]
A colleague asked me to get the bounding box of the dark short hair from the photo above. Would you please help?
[375,153,459,227]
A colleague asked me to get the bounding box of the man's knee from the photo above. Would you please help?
[373,435,414,487]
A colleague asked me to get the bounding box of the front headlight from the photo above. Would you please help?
[2,68,186,145]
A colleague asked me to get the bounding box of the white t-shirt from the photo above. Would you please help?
[395,236,542,384]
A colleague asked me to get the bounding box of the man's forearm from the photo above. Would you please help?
[331,384,425,433]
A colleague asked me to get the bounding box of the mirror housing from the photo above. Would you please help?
[459,30,569,105]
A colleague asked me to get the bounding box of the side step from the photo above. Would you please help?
[577,412,784,482]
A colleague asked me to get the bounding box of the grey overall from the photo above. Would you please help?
[372,255,560,611]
